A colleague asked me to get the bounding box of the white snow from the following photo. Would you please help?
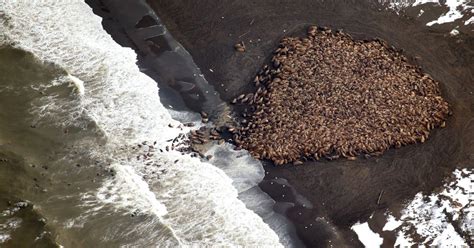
[355,169,472,246]
[382,215,402,231]
[351,222,384,248]
[426,0,472,26]
[385,169,473,246]
[382,0,474,26]
[465,16,474,25]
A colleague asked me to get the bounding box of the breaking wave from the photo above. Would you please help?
[0,0,282,246]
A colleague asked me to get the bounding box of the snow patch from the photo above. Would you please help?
[351,222,383,248]
[450,28,460,35]
[385,169,473,246]
[382,214,402,231]
[381,0,474,26]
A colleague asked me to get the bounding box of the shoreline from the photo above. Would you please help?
[85,0,303,246]
[3,1,289,246]
[90,0,473,246]
[148,1,474,246]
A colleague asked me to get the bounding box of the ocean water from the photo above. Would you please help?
[0,0,286,246]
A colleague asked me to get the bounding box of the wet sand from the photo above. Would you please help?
[91,0,473,246]
[148,1,474,246]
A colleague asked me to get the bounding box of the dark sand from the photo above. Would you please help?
[148,1,474,246]
[91,0,473,247]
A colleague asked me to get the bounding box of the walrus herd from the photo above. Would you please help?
[230,26,451,165]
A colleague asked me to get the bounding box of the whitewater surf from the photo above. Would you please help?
[0,1,289,246]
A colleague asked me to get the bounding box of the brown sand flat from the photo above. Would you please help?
[142,0,472,246]
[233,27,450,165]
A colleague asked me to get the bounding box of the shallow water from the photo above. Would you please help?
[1,0,473,247]
[0,1,291,247]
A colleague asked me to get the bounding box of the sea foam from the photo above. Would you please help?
[0,1,282,246]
